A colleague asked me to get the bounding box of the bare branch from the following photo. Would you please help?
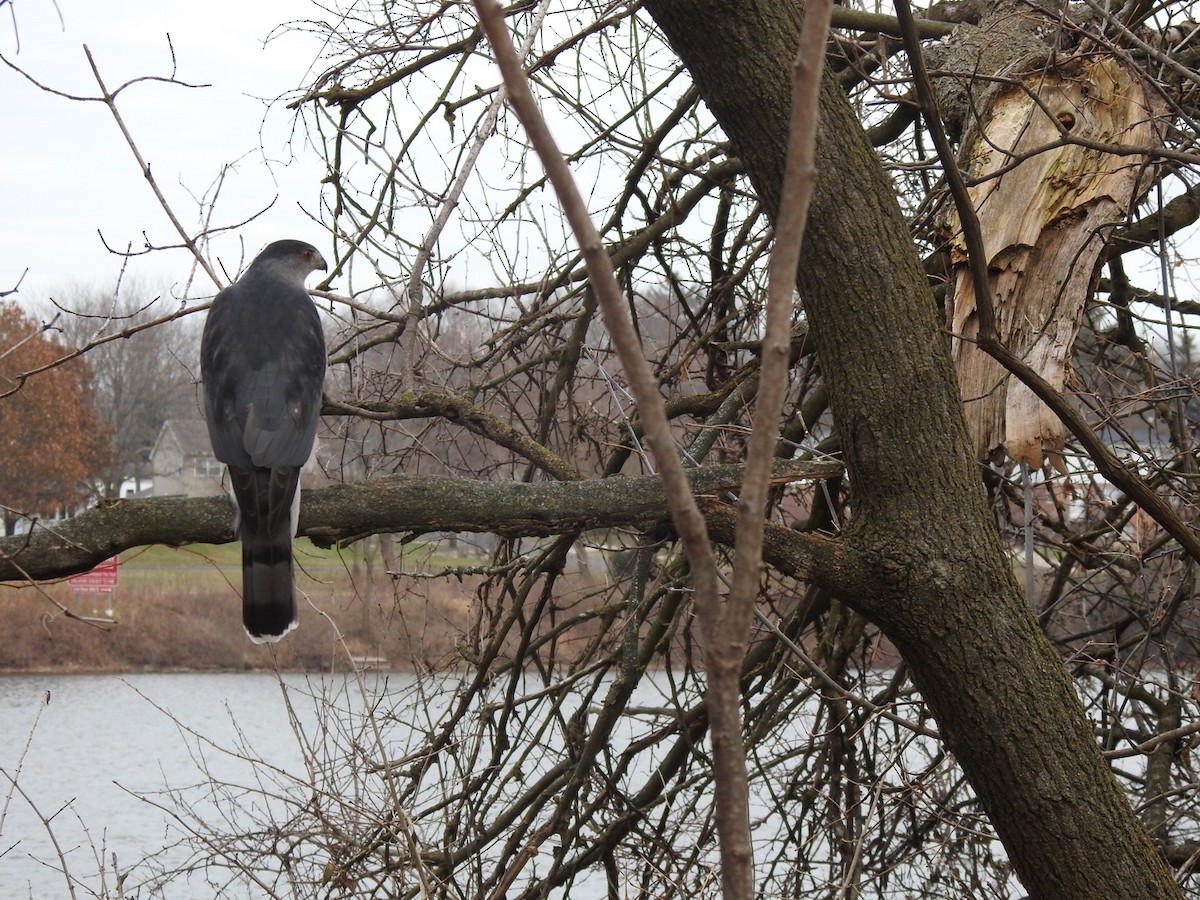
[0,460,845,583]
[0,268,26,299]
[709,1,834,892]
[82,45,223,289]
[469,0,721,597]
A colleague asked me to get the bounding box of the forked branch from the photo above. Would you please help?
[471,1,832,895]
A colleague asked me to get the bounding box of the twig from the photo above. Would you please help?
[83,45,222,290]
[0,300,209,402]
[401,0,553,394]
[753,608,939,739]
[726,0,831,716]
[1103,718,1200,760]
[708,0,834,892]
[303,603,437,898]
[0,690,51,836]
[0,776,79,900]
[893,0,994,338]
[0,268,26,299]
[468,0,720,617]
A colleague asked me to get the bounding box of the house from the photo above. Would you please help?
[149,418,225,498]
[150,418,331,498]
[117,475,154,499]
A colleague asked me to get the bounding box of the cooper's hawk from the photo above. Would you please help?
[200,239,327,642]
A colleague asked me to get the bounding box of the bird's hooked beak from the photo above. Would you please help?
[314,254,332,294]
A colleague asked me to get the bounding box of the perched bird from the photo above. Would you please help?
[200,240,327,642]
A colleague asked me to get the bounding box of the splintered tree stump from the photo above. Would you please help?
[944,55,1164,471]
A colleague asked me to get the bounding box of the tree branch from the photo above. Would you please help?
[0,460,844,583]
[710,0,832,892]
[829,5,956,39]
[83,45,223,290]
[324,392,583,482]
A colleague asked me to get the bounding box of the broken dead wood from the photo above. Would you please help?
[945,54,1165,470]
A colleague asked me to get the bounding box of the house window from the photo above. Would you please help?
[193,456,223,477]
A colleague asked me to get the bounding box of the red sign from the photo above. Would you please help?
[68,556,119,593]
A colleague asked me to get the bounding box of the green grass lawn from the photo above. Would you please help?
[116,538,469,581]
[115,540,371,595]
[120,539,345,570]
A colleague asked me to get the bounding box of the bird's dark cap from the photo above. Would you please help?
[257,239,328,272]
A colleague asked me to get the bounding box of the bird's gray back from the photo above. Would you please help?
[201,267,325,470]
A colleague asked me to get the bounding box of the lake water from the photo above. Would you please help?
[0,670,1025,899]
[0,671,660,899]
[0,672,360,898]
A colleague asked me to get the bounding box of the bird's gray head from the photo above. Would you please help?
[250,239,328,286]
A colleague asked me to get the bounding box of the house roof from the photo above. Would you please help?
[151,418,214,459]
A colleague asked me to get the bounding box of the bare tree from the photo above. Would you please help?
[11,1,1200,897]
[49,281,200,497]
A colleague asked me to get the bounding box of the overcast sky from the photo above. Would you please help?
[2,0,331,303]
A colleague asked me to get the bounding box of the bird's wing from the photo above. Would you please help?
[201,275,326,470]
[201,284,252,469]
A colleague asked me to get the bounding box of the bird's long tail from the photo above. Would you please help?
[232,466,301,643]
[242,532,297,642]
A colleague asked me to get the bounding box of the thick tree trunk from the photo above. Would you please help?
[643,1,1181,897]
